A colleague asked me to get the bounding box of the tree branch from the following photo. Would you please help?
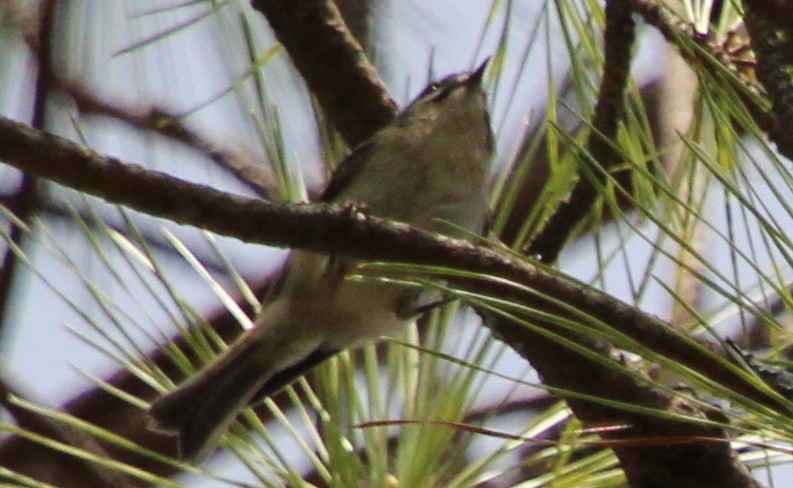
[0,2,775,484]
[251,0,397,147]
[528,0,636,262]
[0,0,54,343]
[743,0,793,158]
[58,78,278,199]
[0,114,787,417]
[0,376,134,488]
[632,0,790,160]
[515,4,759,484]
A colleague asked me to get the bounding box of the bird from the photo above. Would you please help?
[148,60,494,461]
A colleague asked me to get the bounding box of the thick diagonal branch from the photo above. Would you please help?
[251,0,397,147]
[0,115,787,418]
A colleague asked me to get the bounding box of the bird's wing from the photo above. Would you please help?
[319,140,375,203]
[250,346,339,401]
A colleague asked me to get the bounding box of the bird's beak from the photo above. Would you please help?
[468,57,490,86]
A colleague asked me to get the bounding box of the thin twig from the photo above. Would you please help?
[59,79,278,199]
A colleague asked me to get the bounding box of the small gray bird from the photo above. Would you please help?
[148,60,494,461]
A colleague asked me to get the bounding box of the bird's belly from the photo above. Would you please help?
[316,279,409,348]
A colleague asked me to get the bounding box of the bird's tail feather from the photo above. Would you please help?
[148,337,272,461]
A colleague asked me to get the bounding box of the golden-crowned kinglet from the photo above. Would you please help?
[148,60,494,461]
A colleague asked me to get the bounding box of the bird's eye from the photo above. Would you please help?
[416,74,465,105]
[418,82,442,99]
[429,86,453,103]
[421,83,456,104]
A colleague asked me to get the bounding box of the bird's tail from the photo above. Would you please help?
[148,335,273,462]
